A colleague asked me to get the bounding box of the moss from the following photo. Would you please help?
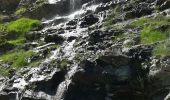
[58,59,68,70]
[8,38,26,45]
[14,7,27,16]
[154,41,170,57]
[0,24,6,32]
[0,68,9,76]
[74,53,83,61]
[7,18,41,35]
[0,15,3,23]
[0,49,35,76]
[0,18,41,48]
[0,49,34,68]
[131,15,170,44]
[104,19,113,29]
[0,18,41,36]
[140,26,167,44]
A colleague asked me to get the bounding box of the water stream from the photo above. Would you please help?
[17,0,100,99]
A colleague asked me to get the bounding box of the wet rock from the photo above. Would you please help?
[149,57,170,100]
[0,42,14,55]
[0,92,18,100]
[64,54,145,100]
[96,54,130,67]
[88,30,113,45]
[0,0,20,13]
[124,3,153,19]
[25,31,42,41]
[44,34,65,44]
[22,0,72,19]
[80,14,99,28]
[67,36,77,42]
[66,19,78,26]
[124,45,153,63]
[161,0,170,10]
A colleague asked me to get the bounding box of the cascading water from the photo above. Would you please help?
[70,0,82,12]
[3,0,103,100]
[48,0,61,4]
[39,1,100,100]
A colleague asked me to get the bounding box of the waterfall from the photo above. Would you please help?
[70,0,81,12]
[70,0,75,11]
[48,0,61,4]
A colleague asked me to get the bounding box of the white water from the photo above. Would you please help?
[42,4,98,25]
[48,0,61,4]
[43,4,98,63]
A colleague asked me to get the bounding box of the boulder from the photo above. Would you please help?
[25,31,42,41]
[64,54,146,100]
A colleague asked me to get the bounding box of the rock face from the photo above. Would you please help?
[1,0,170,100]
[0,0,20,13]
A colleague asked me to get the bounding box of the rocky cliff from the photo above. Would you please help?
[0,0,170,100]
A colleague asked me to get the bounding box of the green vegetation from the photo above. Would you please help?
[0,49,33,68]
[14,7,27,16]
[0,15,3,23]
[0,24,6,31]
[0,18,42,76]
[0,49,34,76]
[131,15,170,44]
[0,18,41,35]
[0,68,9,76]
[131,15,170,57]
[58,59,68,70]
[0,18,41,46]
[7,18,41,35]
[154,41,170,57]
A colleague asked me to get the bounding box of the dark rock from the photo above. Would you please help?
[0,42,14,55]
[160,0,170,11]
[66,19,78,26]
[0,0,20,14]
[124,45,153,63]
[44,34,65,44]
[88,30,113,45]
[80,14,99,28]
[64,54,145,100]
[124,3,153,19]
[25,31,42,41]
[67,36,77,42]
